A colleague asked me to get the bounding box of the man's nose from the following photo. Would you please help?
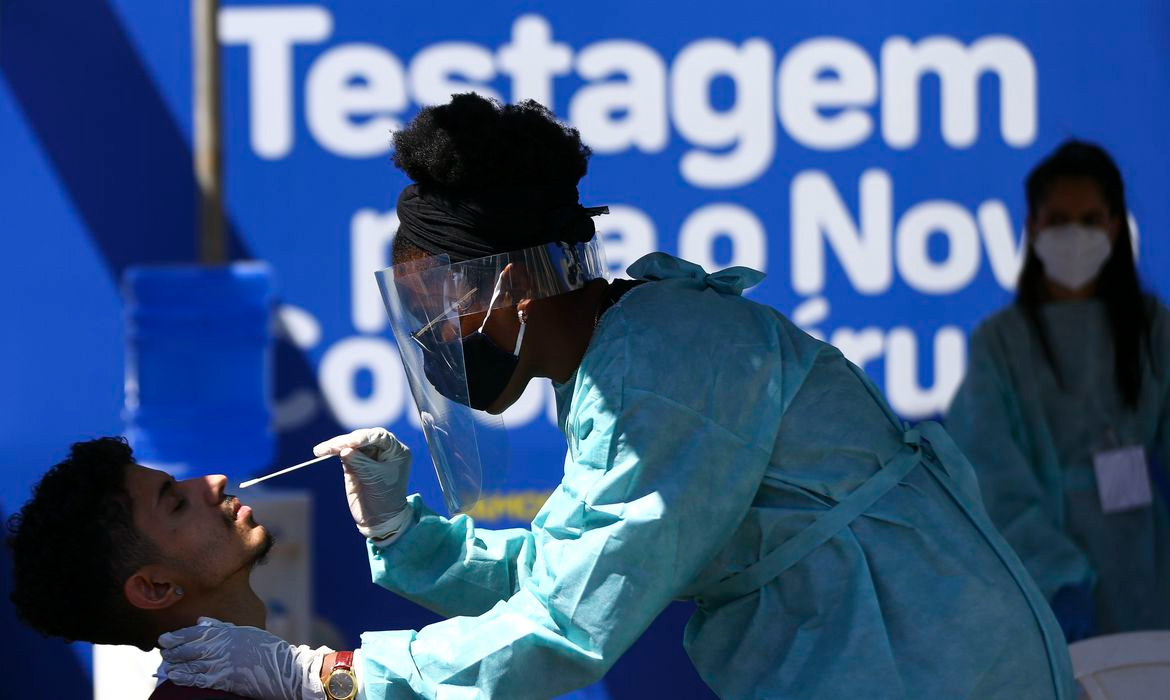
[204,474,228,505]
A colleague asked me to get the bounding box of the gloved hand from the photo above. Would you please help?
[314,427,412,541]
[158,617,330,700]
[1050,583,1097,643]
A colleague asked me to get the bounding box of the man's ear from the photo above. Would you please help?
[124,566,185,611]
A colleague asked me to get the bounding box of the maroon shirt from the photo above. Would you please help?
[148,680,254,700]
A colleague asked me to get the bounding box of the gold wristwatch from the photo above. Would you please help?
[324,651,358,700]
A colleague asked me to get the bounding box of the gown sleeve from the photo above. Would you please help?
[364,497,540,619]
[355,333,775,699]
[946,323,1093,598]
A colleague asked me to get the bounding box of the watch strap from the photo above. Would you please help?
[333,651,354,672]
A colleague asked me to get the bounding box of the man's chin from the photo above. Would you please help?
[251,528,275,567]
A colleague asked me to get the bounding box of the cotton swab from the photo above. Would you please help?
[239,454,333,488]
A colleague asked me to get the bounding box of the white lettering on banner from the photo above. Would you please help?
[881,36,1037,149]
[350,209,399,334]
[222,9,1040,177]
[306,44,407,158]
[975,201,1026,290]
[497,14,572,106]
[679,204,768,274]
[219,6,332,159]
[779,38,877,150]
[273,305,322,431]
[571,41,668,153]
[792,169,892,295]
[671,39,776,188]
[792,169,1040,296]
[410,42,502,106]
[885,326,966,416]
[319,337,407,428]
[895,200,981,294]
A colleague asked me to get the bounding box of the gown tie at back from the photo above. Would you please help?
[627,252,765,296]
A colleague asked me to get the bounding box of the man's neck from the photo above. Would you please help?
[196,580,267,628]
[159,575,266,636]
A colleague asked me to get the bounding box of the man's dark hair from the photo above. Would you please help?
[7,437,158,647]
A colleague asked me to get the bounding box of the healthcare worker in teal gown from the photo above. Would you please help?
[158,95,1074,699]
[947,141,1170,642]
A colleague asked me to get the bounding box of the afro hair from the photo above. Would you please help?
[392,93,592,200]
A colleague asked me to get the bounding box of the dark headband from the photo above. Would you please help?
[395,184,608,262]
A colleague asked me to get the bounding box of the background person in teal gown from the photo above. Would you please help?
[948,140,1170,642]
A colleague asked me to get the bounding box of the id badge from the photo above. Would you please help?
[1093,446,1153,514]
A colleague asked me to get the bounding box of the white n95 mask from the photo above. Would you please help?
[1032,224,1113,291]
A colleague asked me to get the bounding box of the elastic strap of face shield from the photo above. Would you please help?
[477,268,527,355]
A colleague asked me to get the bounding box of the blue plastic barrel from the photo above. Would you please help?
[122,263,274,480]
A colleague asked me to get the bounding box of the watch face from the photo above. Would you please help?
[328,671,356,700]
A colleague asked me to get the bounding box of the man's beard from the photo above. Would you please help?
[251,530,276,567]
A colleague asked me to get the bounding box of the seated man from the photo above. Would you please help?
[6,437,292,700]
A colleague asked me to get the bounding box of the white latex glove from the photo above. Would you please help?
[313,427,412,541]
[158,617,330,700]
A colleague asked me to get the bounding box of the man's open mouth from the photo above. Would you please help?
[224,496,252,524]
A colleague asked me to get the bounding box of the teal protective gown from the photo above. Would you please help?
[946,299,1170,633]
[356,253,1074,699]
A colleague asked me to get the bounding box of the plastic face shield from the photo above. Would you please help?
[377,238,610,513]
